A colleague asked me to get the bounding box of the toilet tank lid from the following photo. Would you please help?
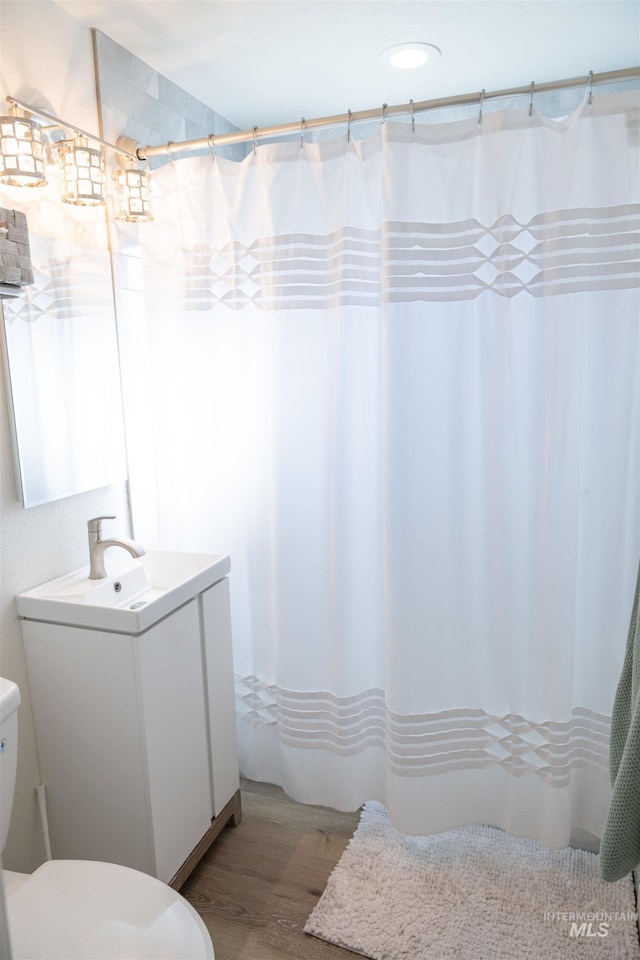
[0,678,20,723]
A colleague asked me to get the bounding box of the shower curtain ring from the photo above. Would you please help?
[587,69,594,107]
[409,99,415,133]
[166,141,177,163]
[252,126,258,155]
[347,109,352,142]
[528,81,535,118]
[300,117,305,150]
[478,89,485,124]
[381,103,388,125]
[207,134,216,165]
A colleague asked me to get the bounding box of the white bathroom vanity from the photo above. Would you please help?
[17,549,240,888]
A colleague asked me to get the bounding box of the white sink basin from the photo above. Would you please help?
[16,549,230,634]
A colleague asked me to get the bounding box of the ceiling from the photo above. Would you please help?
[54,1,640,131]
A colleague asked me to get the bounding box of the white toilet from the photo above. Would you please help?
[1,678,215,959]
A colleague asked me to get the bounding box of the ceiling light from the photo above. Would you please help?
[380,43,441,71]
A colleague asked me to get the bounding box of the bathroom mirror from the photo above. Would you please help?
[1,235,127,507]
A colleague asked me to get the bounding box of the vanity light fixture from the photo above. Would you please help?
[0,107,47,187]
[57,134,107,206]
[380,42,441,70]
[1,97,151,221]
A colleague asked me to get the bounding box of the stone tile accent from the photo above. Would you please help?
[0,207,33,289]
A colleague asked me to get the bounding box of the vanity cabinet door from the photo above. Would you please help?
[135,599,212,883]
[201,577,240,816]
[22,620,153,874]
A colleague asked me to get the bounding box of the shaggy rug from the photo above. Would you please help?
[304,801,640,960]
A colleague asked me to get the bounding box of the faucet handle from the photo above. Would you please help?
[87,516,116,534]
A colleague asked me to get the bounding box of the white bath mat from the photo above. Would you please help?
[304,801,640,959]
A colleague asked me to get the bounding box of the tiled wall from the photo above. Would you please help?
[94,30,246,166]
[93,31,248,543]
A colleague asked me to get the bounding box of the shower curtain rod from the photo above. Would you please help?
[136,65,640,162]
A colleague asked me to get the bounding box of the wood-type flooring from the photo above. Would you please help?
[181,778,360,960]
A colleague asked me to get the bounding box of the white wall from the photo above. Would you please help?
[0,1,244,873]
[0,0,130,871]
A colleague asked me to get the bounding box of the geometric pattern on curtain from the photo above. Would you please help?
[236,676,609,785]
[175,204,639,310]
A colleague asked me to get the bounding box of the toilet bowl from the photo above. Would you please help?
[1,678,215,960]
[4,860,214,959]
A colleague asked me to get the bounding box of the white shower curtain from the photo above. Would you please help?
[136,90,640,847]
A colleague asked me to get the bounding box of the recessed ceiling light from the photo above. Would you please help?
[380,42,441,70]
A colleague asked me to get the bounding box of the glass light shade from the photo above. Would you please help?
[58,135,106,206]
[112,163,153,222]
[0,115,47,187]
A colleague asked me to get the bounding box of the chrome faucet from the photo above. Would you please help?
[87,516,145,580]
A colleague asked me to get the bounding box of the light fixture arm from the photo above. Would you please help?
[5,96,140,163]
